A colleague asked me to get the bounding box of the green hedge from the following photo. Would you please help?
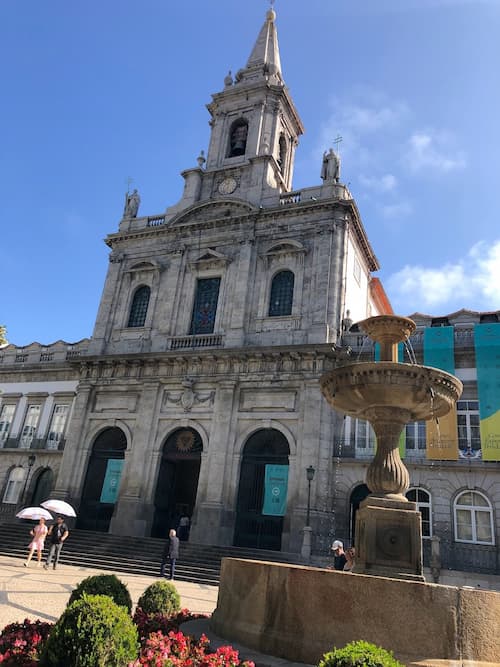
[318,640,405,667]
[40,594,139,667]
[136,580,181,616]
[68,574,132,612]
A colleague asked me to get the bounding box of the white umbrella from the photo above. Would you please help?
[16,506,53,521]
[41,499,77,517]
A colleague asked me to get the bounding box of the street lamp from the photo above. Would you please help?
[306,465,315,526]
[20,454,36,506]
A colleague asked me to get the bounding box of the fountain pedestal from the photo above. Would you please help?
[320,315,463,581]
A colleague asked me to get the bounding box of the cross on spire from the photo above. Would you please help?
[333,135,343,154]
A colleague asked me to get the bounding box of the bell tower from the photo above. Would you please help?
[201,8,304,205]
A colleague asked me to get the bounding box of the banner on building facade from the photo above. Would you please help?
[262,464,289,516]
[474,323,500,462]
[100,459,124,504]
[374,343,406,457]
[424,326,459,460]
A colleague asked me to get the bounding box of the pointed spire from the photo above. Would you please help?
[245,8,282,82]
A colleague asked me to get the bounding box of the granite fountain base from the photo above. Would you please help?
[210,558,500,665]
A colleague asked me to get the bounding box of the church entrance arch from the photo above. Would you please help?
[349,483,370,544]
[151,428,202,538]
[31,468,54,506]
[234,428,290,551]
[77,427,127,532]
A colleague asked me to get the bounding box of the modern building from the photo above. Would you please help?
[0,10,498,575]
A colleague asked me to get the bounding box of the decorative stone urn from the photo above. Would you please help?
[320,315,463,580]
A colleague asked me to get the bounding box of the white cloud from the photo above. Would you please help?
[360,173,397,192]
[404,132,466,173]
[379,201,413,219]
[387,240,500,313]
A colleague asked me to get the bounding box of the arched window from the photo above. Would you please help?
[406,487,432,538]
[3,467,26,504]
[269,270,294,317]
[278,134,287,173]
[228,119,248,157]
[127,286,150,328]
[454,490,494,545]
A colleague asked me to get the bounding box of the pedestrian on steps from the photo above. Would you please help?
[160,529,180,580]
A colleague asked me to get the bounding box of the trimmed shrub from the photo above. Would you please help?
[68,573,132,612]
[40,594,139,667]
[136,580,181,617]
[318,640,405,667]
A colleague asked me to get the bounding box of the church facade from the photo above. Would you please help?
[1,10,498,576]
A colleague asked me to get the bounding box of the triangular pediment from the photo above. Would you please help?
[188,248,232,272]
[170,199,257,227]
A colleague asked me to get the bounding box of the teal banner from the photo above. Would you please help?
[474,323,500,461]
[424,326,455,373]
[262,464,289,516]
[100,459,124,504]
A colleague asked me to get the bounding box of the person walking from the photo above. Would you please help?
[24,517,48,567]
[43,516,69,570]
[160,529,180,580]
[331,540,347,571]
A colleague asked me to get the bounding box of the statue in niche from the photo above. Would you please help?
[320,148,341,183]
[229,122,248,157]
[124,189,141,218]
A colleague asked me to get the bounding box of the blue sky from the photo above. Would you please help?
[1,0,499,346]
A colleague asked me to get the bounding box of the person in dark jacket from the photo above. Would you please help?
[43,516,69,570]
[160,529,180,580]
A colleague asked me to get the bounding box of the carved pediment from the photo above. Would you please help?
[170,199,256,227]
[260,240,307,267]
[188,248,231,272]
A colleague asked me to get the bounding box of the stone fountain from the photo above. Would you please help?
[320,314,463,580]
[211,316,500,665]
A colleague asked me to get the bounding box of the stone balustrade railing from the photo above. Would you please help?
[167,333,224,350]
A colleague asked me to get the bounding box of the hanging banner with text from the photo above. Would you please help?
[474,323,500,461]
[100,459,124,504]
[424,326,459,460]
[262,464,289,516]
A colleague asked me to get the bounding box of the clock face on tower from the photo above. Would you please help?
[218,177,237,195]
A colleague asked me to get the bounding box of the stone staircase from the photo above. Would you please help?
[0,522,303,586]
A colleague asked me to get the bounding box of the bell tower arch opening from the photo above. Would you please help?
[151,427,203,538]
[234,428,290,551]
[78,427,127,532]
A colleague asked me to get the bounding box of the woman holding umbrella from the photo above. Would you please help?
[24,517,48,567]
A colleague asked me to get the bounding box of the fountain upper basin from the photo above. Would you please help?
[320,361,463,422]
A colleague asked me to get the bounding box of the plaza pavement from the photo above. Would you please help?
[0,554,308,667]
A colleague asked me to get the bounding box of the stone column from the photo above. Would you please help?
[110,380,161,536]
[191,380,237,545]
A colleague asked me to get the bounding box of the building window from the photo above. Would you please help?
[454,490,494,545]
[269,270,294,317]
[0,404,16,446]
[349,418,375,452]
[20,405,40,449]
[405,421,426,450]
[457,400,481,457]
[228,119,248,157]
[3,467,26,504]
[190,277,221,335]
[406,487,432,538]
[47,405,69,450]
[127,285,150,328]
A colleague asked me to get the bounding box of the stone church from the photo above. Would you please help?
[52,8,386,552]
[0,9,387,555]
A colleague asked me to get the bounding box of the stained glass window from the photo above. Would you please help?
[127,286,150,328]
[190,278,221,334]
[269,270,294,317]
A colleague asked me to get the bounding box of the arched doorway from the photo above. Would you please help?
[78,427,127,532]
[234,428,290,551]
[31,468,54,506]
[349,484,370,544]
[151,427,202,538]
